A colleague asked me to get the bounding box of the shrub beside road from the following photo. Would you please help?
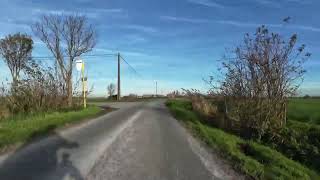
[166,99,319,180]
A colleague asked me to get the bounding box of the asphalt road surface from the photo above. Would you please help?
[0,100,243,180]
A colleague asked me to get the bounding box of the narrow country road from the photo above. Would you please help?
[0,100,242,180]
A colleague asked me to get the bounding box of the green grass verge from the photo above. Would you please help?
[166,100,319,180]
[288,99,320,125]
[0,106,103,150]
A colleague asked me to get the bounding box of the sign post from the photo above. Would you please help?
[76,59,87,108]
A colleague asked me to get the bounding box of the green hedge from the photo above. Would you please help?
[262,120,320,173]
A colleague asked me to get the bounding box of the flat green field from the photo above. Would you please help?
[288,99,320,125]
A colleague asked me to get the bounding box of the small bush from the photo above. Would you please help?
[1,59,83,115]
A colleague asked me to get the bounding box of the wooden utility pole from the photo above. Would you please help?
[117,53,121,101]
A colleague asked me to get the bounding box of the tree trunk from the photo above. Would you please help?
[67,78,73,107]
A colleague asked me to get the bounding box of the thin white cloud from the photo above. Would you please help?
[291,25,320,32]
[285,0,300,2]
[160,16,210,23]
[122,50,152,57]
[161,16,274,26]
[216,20,282,28]
[216,20,320,32]
[254,0,308,8]
[0,20,30,31]
[88,8,124,14]
[255,0,281,7]
[161,15,320,33]
[93,48,115,54]
[218,20,320,32]
[32,8,76,16]
[31,8,126,19]
[120,24,157,33]
[125,34,148,43]
[216,20,260,27]
[187,0,224,8]
[84,8,127,19]
[283,0,311,4]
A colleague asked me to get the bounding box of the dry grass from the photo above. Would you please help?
[0,103,9,119]
[191,96,218,117]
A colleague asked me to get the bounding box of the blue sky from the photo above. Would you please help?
[0,0,319,96]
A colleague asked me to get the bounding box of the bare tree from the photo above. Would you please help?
[218,25,310,139]
[32,14,96,107]
[0,33,33,84]
[107,83,116,98]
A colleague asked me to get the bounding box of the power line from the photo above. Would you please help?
[33,53,117,58]
[78,54,117,58]
[119,55,143,79]
[30,52,144,80]
[31,53,117,60]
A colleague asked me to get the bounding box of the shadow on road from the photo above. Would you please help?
[0,130,83,180]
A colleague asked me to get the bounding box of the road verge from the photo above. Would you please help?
[0,106,107,154]
[166,99,319,180]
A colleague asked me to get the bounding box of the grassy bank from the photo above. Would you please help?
[166,100,319,180]
[288,99,320,125]
[0,106,103,151]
